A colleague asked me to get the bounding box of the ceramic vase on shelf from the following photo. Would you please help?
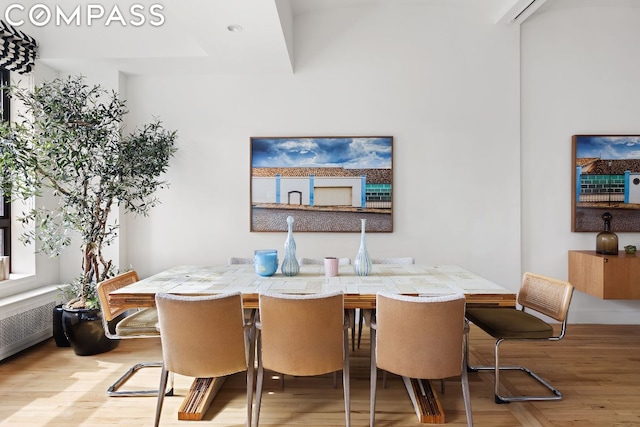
[596,212,618,255]
[354,218,372,276]
[280,216,300,276]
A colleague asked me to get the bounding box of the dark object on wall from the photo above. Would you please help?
[595,212,618,255]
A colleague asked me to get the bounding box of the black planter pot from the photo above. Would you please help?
[52,304,70,347]
[61,306,119,356]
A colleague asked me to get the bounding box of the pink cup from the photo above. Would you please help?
[324,257,339,277]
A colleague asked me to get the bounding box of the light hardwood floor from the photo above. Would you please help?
[1,324,639,426]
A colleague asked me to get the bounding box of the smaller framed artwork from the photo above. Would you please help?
[250,136,393,232]
[572,134,640,232]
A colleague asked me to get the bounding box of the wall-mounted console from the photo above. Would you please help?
[568,250,640,299]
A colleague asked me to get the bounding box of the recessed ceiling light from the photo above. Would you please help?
[227,25,243,32]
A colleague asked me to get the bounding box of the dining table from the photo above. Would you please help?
[109,263,516,423]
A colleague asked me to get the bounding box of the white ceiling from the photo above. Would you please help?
[11,0,624,76]
[23,0,294,75]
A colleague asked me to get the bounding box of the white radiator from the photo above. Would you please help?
[0,285,59,361]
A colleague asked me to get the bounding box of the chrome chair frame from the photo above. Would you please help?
[465,272,574,404]
[96,271,173,397]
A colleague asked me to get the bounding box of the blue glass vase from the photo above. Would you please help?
[254,249,278,277]
[354,218,372,276]
[281,216,300,276]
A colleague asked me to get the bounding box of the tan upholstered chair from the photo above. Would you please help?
[253,291,350,427]
[228,257,254,265]
[370,292,472,427]
[96,271,172,397]
[298,257,351,265]
[154,292,255,427]
[465,272,574,403]
[371,257,415,265]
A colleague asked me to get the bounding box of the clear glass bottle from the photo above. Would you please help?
[354,218,372,276]
[596,212,619,255]
[280,216,300,276]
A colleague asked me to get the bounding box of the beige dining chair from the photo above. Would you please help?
[370,292,472,427]
[269,257,350,388]
[154,292,255,427]
[228,257,254,265]
[253,291,350,427]
[298,257,351,265]
[465,272,574,403]
[371,257,415,265]
[355,257,416,350]
[96,270,173,397]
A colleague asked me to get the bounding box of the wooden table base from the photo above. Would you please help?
[404,377,446,423]
[178,377,226,421]
[180,375,445,423]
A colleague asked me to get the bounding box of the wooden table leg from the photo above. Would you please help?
[403,377,446,424]
[178,377,226,421]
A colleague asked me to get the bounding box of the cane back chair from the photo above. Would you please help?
[96,270,173,397]
[465,272,574,403]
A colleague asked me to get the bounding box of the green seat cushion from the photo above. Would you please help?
[466,307,554,339]
[115,307,160,337]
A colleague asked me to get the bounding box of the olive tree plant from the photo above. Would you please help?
[0,75,177,309]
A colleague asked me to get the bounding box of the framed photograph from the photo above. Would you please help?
[572,135,640,232]
[250,136,393,232]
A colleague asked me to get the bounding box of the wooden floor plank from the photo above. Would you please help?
[0,324,639,426]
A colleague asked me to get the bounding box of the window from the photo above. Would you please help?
[0,68,10,267]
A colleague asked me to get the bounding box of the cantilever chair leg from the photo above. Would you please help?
[465,272,573,404]
[467,339,563,403]
[108,362,174,397]
[465,331,563,404]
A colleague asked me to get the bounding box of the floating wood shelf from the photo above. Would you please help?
[568,250,640,299]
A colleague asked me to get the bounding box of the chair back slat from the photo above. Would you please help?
[518,272,574,322]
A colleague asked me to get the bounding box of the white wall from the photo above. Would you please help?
[521,1,640,323]
[25,1,640,323]
[121,2,522,295]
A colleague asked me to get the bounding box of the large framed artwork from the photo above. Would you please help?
[250,136,393,232]
[572,134,640,232]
